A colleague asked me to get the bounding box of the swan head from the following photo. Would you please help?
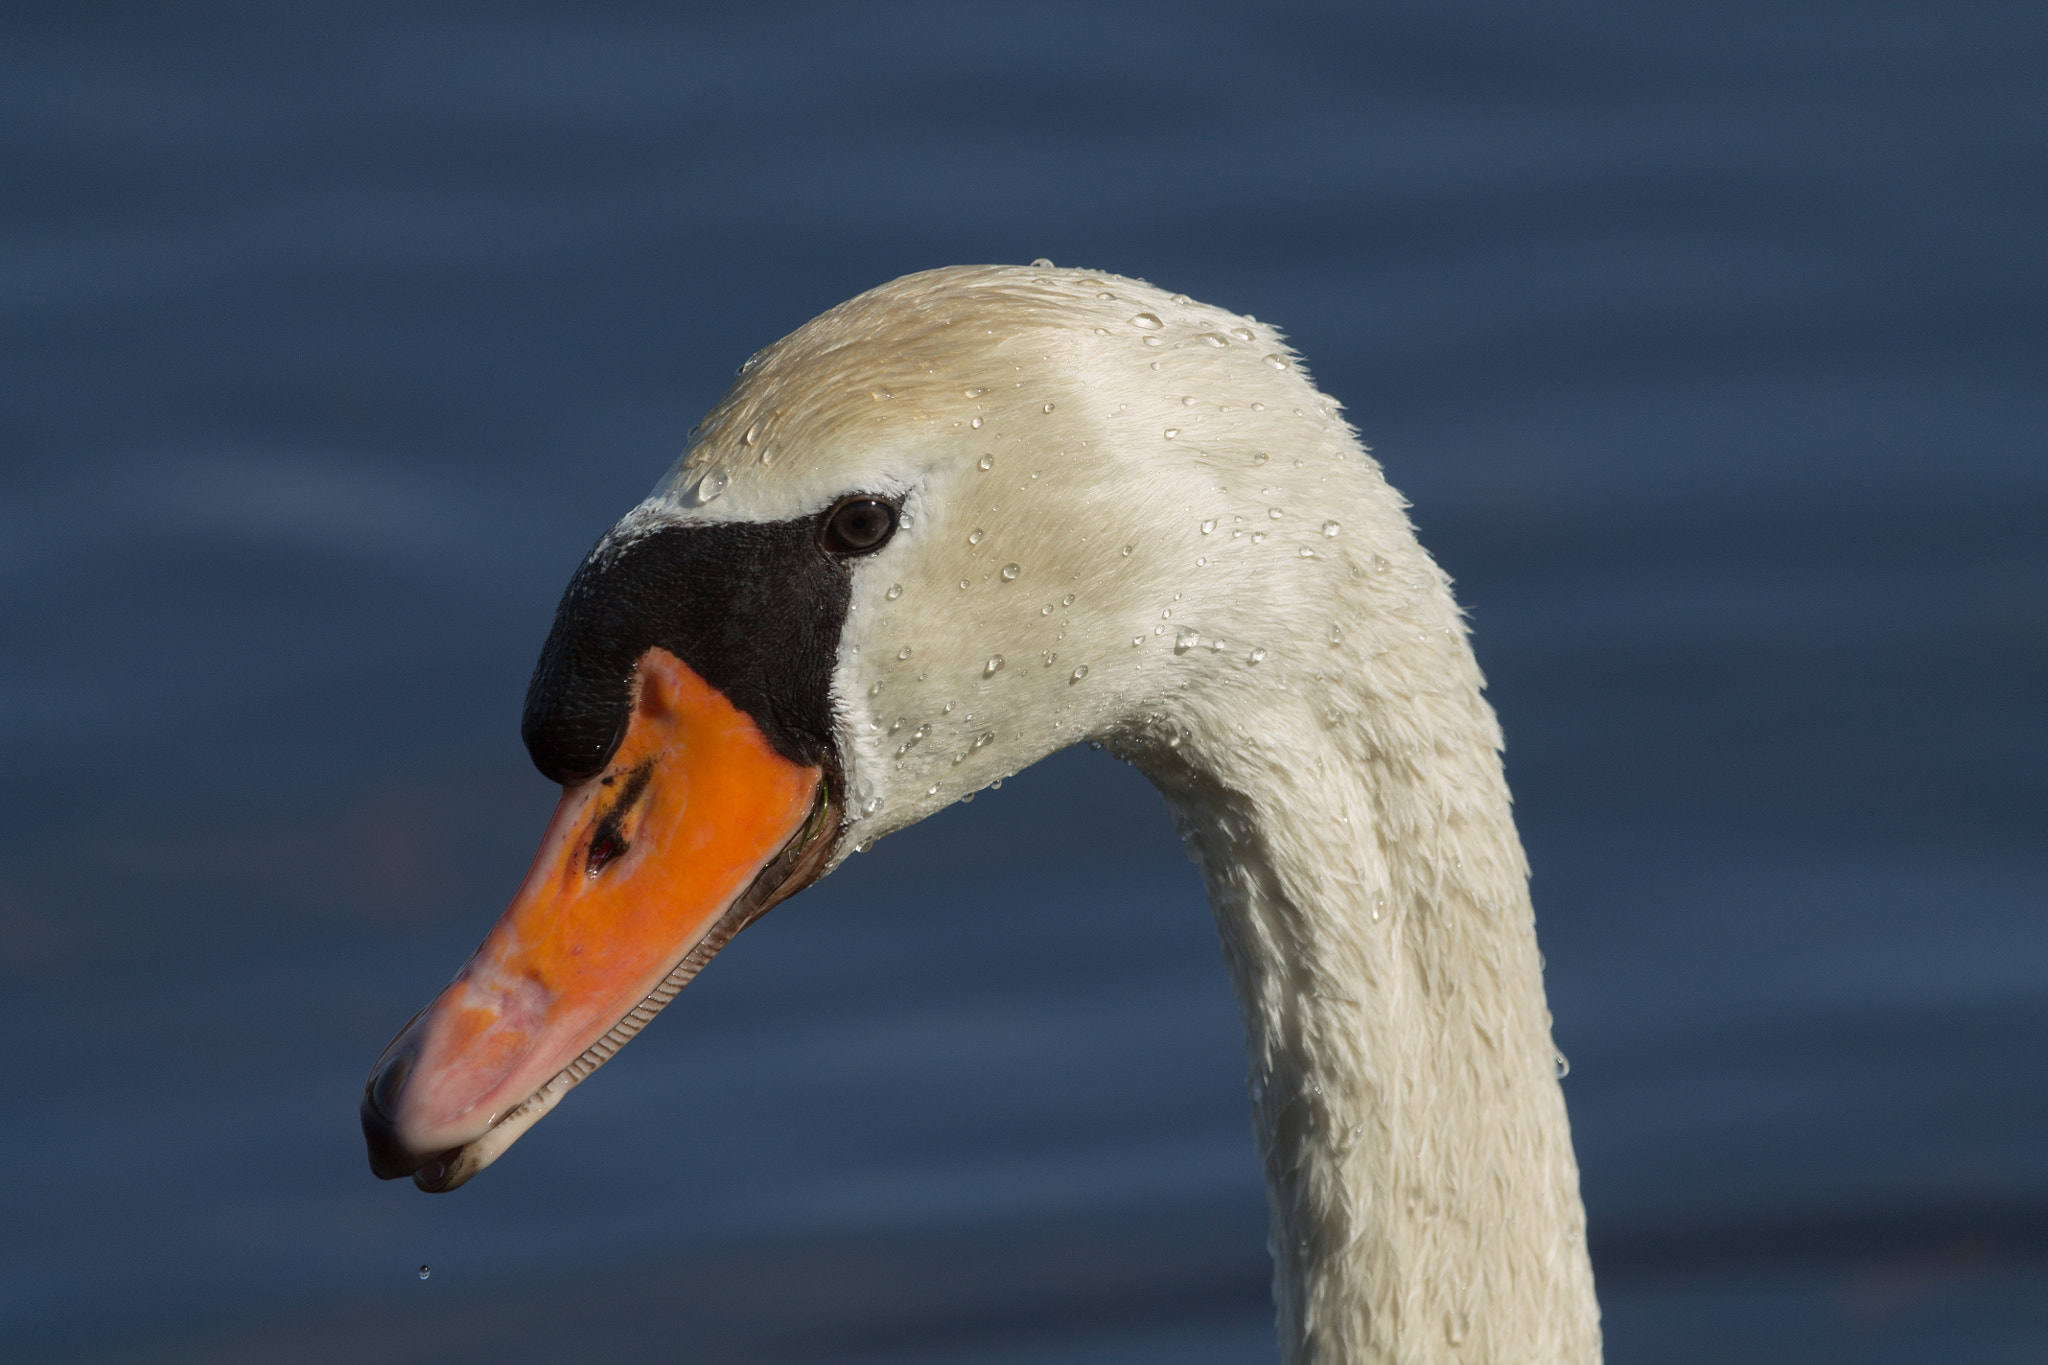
[362,264,1415,1190]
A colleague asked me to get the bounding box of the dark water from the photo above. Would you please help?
[3,4,2044,1360]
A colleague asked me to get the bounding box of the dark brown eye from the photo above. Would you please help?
[819,497,898,555]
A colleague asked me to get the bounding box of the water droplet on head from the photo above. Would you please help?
[1250,647,1268,663]
[927,784,940,796]
[868,681,885,696]
[1322,520,1341,537]
[742,421,762,446]
[1328,624,1344,644]
[968,529,984,545]
[1264,354,1290,370]
[1131,312,1163,330]
[942,700,956,713]
[1040,604,1053,615]
[970,416,983,429]
[1070,665,1089,682]
[1200,518,1216,534]
[1298,546,1316,558]
[1121,544,1134,556]
[1063,593,1076,606]
[1268,507,1284,519]
[1555,1053,1570,1079]
[1251,531,1265,543]
[1252,451,1269,465]
[984,656,1005,677]
[964,387,986,398]
[978,453,994,471]
[1031,257,1054,268]
[1182,395,1198,407]
[863,796,883,815]
[1198,332,1228,347]
[886,583,903,600]
[1042,402,1055,413]
[1001,563,1021,581]
[1174,628,1199,654]
[1230,326,1255,342]
[897,646,912,660]
[1163,428,1179,440]
[692,468,728,505]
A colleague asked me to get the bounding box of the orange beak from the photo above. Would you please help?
[362,646,833,1191]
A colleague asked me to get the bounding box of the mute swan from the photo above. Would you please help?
[361,265,1601,1363]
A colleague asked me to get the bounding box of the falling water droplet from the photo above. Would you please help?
[1131,312,1163,330]
[984,656,1005,677]
[1174,628,1199,654]
[418,1265,431,1281]
[886,583,903,600]
[1264,354,1290,370]
[1250,648,1267,663]
[1070,665,1089,682]
[1555,1053,1571,1079]
[1322,520,1341,537]
[1001,563,1021,580]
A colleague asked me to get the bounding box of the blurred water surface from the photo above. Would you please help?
[2,3,2044,1361]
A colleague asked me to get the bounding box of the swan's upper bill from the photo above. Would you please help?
[360,265,1601,1363]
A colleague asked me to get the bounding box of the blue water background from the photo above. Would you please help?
[2,4,2044,1360]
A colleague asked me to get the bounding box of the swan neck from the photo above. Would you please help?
[1142,671,1601,1364]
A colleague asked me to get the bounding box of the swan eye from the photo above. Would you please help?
[819,497,898,555]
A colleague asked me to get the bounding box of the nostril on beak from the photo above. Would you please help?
[367,1050,413,1124]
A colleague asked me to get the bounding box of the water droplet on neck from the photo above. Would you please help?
[1322,521,1341,537]
[1130,312,1163,330]
[1174,628,1199,654]
[1249,648,1267,663]
[1042,402,1055,413]
[1070,665,1089,682]
[886,583,903,600]
[742,421,762,446]
[984,656,1005,677]
[1268,507,1284,519]
[1263,354,1291,370]
[977,453,994,471]
[1230,326,1255,342]
[692,468,728,505]
[1163,427,1179,439]
[1063,593,1076,606]
[1031,257,1054,268]
[1121,544,1134,556]
[1328,624,1344,644]
[1200,519,1216,534]
[968,529,984,545]
[970,416,983,428]
[897,646,913,660]
[1001,563,1021,580]
[963,387,986,398]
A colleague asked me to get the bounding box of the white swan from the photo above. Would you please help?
[361,265,1602,1363]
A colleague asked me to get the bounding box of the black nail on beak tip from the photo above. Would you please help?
[361,1050,428,1181]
